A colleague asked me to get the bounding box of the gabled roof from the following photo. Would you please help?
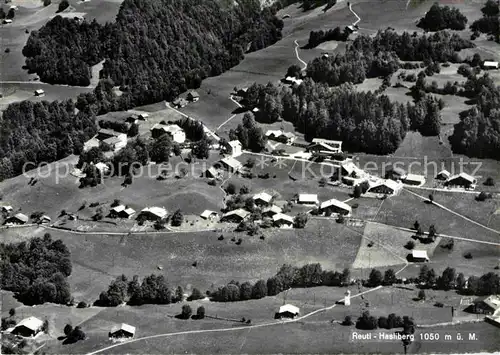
[187,90,200,98]
[298,194,318,203]
[173,97,188,105]
[389,167,406,176]
[474,295,500,310]
[341,161,362,176]
[41,215,51,221]
[123,208,136,216]
[272,213,294,223]
[141,207,167,219]
[447,172,476,184]
[1,205,13,211]
[312,138,342,146]
[368,179,401,192]
[111,205,126,213]
[13,213,29,223]
[228,140,242,149]
[220,157,243,170]
[265,130,283,137]
[111,323,136,335]
[279,304,300,314]
[404,173,426,184]
[262,205,282,215]
[436,169,450,177]
[412,250,429,260]
[253,192,273,203]
[98,128,121,137]
[34,89,45,94]
[222,208,250,220]
[201,210,218,219]
[320,198,352,212]
[15,317,43,332]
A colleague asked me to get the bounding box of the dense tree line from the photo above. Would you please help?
[174,118,206,142]
[449,74,500,159]
[470,0,499,43]
[305,26,348,48]
[228,113,267,152]
[0,100,97,181]
[22,0,284,108]
[0,234,72,305]
[417,3,468,31]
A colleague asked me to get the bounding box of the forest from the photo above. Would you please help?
[0,234,72,305]
[470,0,499,43]
[22,0,284,107]
[417,2,468,31]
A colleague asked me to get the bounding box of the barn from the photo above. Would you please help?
[11,317,43,337]
[275,304,300,319]
[109,323,136,339]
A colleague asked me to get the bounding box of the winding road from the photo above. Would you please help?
[349,3,361,26]
[294,40,307,71]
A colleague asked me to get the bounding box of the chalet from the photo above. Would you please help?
[298,194,319,205]
[173,98,188,108]
[272,213,294,228]
[39,215,51,224]
[445,173,477,189]
[109,323,136,339]
[203,166,222,179]
[227,140,242,157]
[1,205,13,213]
[139,207,167,221]
[366,179,402,196]
[262,205,282,218]
[34,89,45,97]
[483,61,499,70]
[470,295,500,315]
[436,169,450,180]
[307,138,343,154]
[11,317,43,337]
[318,198,352,216]
[276,304,300,319]
[253,192,273,206]
[411,250,429,262]
[84,129,127,152]
[403,173,426,186]
[110,205,136,219]
[151,123,186,143]
[6,213,29,225]
[220,209,250,223]
[138,113,149,121]
[220,157,243,173]
[187,91,200,102]
[200,210,218,220]
[385,167,406,181]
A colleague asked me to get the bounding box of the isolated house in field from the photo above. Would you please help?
[227,140,242,157]
[34,89,45,97]
[272,213,294,228]
[221,209,250,223]
[220,157,243,173]
[308,138,343,155]
[109,323,136,339]
[110,205,136,219]
[298,194,319,205]
[483,61,499,70]
[411,250,429,262]
[150,123,186,143]
[1,205,13,213]
[139,207,167,221]
[403,173,426,186]
[11,317,43,337]
[276,304,300,319]
[318,199,352,216]
[366,179,402,196]
[187,91,200,102]
[385,167,406,181]
[436,169,451,180]
[200,210,218,220]
[173,98,188,108]
[6,213,29,225]
[253,192,273,207]
[445,173,477,189]
[39,215,51,224]
[470,295,500,315]
[262,205,282,218]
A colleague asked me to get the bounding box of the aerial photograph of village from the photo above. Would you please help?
[0,0,499,353]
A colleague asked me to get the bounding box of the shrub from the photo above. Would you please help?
[76,301,87,308]
[342,316,353,326]
[64,324,73,336]
[57,0,69,12]
[225,183,236,195]
[475,191,492,201]
[434,302,444,308]
[484,177,495,186]
[196,306,205,319]
[405,240,415,250]
[417,289,426,300]
[464,252,473,259]
[43,0,51,5]
[181,305,192,319]
[5,48,10,53]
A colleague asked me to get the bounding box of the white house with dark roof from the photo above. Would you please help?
[220,209,250,223]
[220,157,243,173]
[272,213,294,228]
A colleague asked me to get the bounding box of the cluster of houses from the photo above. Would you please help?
[1,206,51,226]
[265,130,297,145]
[84,129,128,153]
[172,90,200,108]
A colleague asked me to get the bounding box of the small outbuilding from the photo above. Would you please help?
[385,167,406,181]
[220,157,243,173]
[1,205,13,213]
[227,140,242,158]
[11,317,44,337]
[262,205,282,218]
[483,61,499,70]
[187,91,200,102]
[436,169,450,180]
[200,210,218,220]
[411,250,429,262]
[6,213,29,225]
[275,304,300,319]
[272,213,294,228]
[298,194,319,205]
[34,89,45,97]
[445,172,477,189]
[109,323,136,339]
[173,98,188,108]
[39,215,51,224]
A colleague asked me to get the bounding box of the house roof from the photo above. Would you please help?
[447,172,476,184]
[320,198,352,212]
[298,194,318,203]
[141,207,167,219]
[201,210,218,219]
[151,124,183,134]
[312,138,342,146]
[389,167,406,176]
[265,130,283,137]
[222,208,250,219]
[13,213,29,223]
[221,157,243,170]
[206,166,219,176]
[252,107,260,112]
[95,162,109,172]
[15,317,43,332]
[436,169,450,177]
[253,192,273,203]
[368,179,401,192]
[262,205,282,215]
[279,304,300,314]
[111,205,126,213]
[98,128,120,137]
[188,90,200,98]
[484,61,499,67]
[272,213,294,223]
[34,89,44,94]
[1,205,13,211]
[474,295,500,310]
[228,140,242,149]
[41,215,51,221]
[404,174,426,184]
[123,208,136,216]
[412,250,429,260]
[173,98,188,105]
[111,323,136,335]
[341,161,362,176]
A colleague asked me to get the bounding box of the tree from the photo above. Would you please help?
[428,194,434,203]
[196,306,205,319]
[64,324,73,336]
[175,286,184,302]
[417,289,426,300]
[294,213,309,228]
[356,311,378,330]
[428,224,437,242]
[189,288,204,301]
[286,64,302,78]
[342,315,353,326]
[481,0,499,16]
[405,240,415,250]
[43,0,51,6]
[171,209,184,227]
[417,3,468,31]
[456,273,466,291]
[251,280,267,299]
[8,308,15,318]
[368,269,383,287]
[383,269,397,286]
[438,267,456,290]
[67,326,86,343]
[484,177,495,186]
[192,137,211,159]
[413,220,420,231]
[181,305,192,319]
[57,0,69,13]
[239,281,253,300]
[128,123,139,137]
[7,8,15,19]
[225,183,236,195]
[353,184,362,198]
